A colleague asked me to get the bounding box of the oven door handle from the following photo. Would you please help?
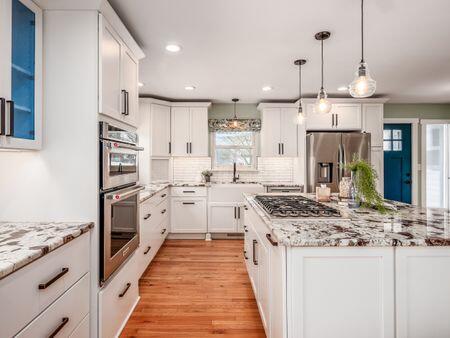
[106,141,144,151]
[106,186,144,201]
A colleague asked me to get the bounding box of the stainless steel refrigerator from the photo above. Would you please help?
[306,132,371,193]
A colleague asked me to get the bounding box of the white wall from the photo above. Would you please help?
[0,10,99,336]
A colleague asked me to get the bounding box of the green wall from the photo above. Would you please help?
[209,103,259,119]
[384,104,450,119]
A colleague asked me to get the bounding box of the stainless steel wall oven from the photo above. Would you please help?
[99,122,143,284]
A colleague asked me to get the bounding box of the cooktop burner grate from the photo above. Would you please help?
[254,195,341,218]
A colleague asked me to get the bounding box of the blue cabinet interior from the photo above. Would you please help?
[11,0,35,140]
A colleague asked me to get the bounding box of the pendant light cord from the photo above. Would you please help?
[298,63,302,101]
[321,39,324,90]
[361,0,365,63]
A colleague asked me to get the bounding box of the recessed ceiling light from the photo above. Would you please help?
[138,82,144,87]
[338,86,348,91]
[262,86,273,92]
[166,44,181,53]
[184,85,196,91]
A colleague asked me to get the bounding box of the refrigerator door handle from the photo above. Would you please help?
[338,143,344,183]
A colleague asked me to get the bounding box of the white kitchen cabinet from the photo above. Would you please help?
[171,107,191,156]
[371,147,384,196]
[150,103,171,156]
[99,252,139,338]
[256,230,270,334]
[171,197,207,233]
[395,247,450,338]
[260,107,298,157]
[305,103,362,131]
[0,0,42,150]
[100,15,139,127]
[171,106,208,156]
[208,203,243,233]
[363,103,384,147]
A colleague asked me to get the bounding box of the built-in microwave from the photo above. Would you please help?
[100,184,144,284]
[100,122,143,191]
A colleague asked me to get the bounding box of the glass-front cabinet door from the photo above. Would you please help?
[0,0,42,150]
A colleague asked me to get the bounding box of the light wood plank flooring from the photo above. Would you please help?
[120,239,266,337]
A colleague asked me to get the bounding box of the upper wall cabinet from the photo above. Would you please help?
[305,103,362,131]
[0,0,42,150]
[150,103,171,157]
[259,106,298,157]
[171,106,209,157]
[362,104,384,148]
[99,15,139,127]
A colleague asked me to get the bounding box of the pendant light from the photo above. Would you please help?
[349,0,376,98]
[294,59,307,124]
[232,98,239,128]
[314,31,332,114]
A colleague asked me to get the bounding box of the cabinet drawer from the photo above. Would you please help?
[99,253,139,338]
[16,273,90,338]
[171,186,207,197]
[0,234,90,338]
[69,314,89,338]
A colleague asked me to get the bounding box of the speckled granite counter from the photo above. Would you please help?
[140,182,207,202]
[245,193,450,247]
[0,222,94,280]
[261,182,303,188]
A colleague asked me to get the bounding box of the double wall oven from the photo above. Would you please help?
[100,122,143,284]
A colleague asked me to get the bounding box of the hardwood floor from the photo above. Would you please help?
[120,239,266,338]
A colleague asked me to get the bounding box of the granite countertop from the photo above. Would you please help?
[244,193,450,247]
[262,182,304,187]
[0,222,94,280]
[140,182,208,202]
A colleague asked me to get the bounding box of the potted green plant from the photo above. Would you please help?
[201,170,213,183]
[345,156,386,212]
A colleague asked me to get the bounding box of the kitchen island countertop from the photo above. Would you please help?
[0,221,94,280]
[244,193,450,247]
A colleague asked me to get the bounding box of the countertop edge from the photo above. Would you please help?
[0,222,94,281]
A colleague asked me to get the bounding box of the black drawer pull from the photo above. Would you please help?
[39,267,69,290]
[243,225,248,233]
[0,98,5,135]
[266,233,278,246]
[161,228,167,235]
[144,213,151,220]
[48,317,69,338]
[119,282,131,298]
[161,193,167,198]
[144,246,151,255]
[182,202,195,205]
[161,209,167,214]
[252,240,258,266]
[243,250,248,260]
[183,190,195,193]
[244,205,248,210]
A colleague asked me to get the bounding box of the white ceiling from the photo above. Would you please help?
[109,0,450,103]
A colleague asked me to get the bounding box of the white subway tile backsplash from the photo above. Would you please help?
[172,156,295,183]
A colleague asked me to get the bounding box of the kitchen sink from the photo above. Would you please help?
[209,183,264,202]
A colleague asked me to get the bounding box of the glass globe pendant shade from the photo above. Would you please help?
[315,88,332,114]
[349,62,376,98]
[296,100,305,124]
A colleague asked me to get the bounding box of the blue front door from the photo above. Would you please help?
[383,124,412,203]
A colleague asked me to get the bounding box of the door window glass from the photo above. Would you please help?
[383,128,402,152]
[11,0,36,140]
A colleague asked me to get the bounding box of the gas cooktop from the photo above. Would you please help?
[254,195,342,218]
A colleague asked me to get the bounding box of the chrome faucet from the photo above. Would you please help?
[233,162,239,183]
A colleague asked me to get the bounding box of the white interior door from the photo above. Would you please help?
[422,122,450,209]
[171,107,190,156]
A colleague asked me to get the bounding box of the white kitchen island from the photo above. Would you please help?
[243,193,450,338]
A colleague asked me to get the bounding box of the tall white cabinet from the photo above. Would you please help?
[258,104,298,157]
